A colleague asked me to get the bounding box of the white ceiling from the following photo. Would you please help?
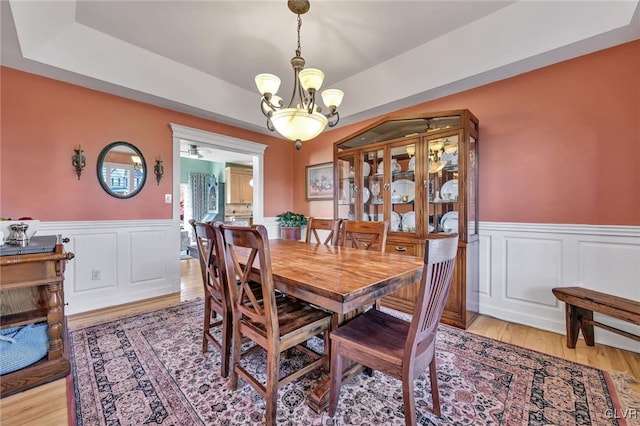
[179,141,253,165]
[2,0,639,150]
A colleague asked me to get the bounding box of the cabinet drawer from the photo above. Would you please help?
[386,242,418,256]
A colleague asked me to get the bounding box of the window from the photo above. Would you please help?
[101,162,143,196]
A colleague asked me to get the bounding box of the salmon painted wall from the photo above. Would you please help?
[295,40,640,226]
[0,67,294,220]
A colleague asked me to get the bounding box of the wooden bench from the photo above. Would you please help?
[552,286,640,348]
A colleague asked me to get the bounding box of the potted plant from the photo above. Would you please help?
[276,211,308,240]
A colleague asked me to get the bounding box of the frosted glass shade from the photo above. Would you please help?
[255,74,281,95]
[271,108,328,142]
[321,89,344,108]
[298,68,325,91]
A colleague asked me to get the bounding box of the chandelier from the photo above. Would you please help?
[255,0,344,150]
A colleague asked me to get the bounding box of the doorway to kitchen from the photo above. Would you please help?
[170,123,267,264]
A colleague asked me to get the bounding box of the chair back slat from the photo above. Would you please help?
[407,235,459,363]
[190,220,227,305]
[338,220,389,252]
[215,223,279,337]
[306,218,342,245]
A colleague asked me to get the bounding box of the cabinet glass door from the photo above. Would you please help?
[363,148,383,222]
[336,154,356,220]
[390,139,418,233]
[426,132,460,235]
[467,134,478,237]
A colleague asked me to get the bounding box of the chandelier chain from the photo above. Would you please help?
[296,14,302,56]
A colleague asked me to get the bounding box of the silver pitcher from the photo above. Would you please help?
[7,222,29,246]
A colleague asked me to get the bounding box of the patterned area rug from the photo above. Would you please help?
[71,300,638,425]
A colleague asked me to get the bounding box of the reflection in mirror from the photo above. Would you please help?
[97,141,147,198]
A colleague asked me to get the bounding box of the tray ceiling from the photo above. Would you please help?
[2,1,639,137]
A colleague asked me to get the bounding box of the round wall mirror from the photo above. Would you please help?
[97,141,147,198]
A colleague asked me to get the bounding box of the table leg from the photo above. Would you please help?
[307,309,366,413]
[307,361,365,412]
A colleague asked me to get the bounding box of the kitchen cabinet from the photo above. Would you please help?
[225,167,253,204]
[333,110,479,329]
[0,236,74,397]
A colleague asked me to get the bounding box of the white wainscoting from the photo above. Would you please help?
[40,220,180,315]
[261,217,307,241]
[261,217,282,240]
[40,219,638,352]
[478,222,640,352]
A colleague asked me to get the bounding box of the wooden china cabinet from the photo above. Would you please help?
[333,110,479,329]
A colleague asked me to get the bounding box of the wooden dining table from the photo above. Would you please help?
[238,238,424,412]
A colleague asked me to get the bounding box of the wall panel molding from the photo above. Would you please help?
[479,221,640,352]
[40,220,179,315]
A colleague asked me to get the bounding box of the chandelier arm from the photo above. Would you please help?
[260,99,276,132]
[260,98,276,118]
[297,81,307,109]
[266,117,276,132]
[287,69,300,108]
[306,89,317,114]
[327,111,340,128]
[262,96,282,112]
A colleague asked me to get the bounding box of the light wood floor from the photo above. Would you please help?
[1,258,638,425]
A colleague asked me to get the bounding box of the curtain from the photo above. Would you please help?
[189,172,209,222]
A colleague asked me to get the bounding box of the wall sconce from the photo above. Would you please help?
[71,145,86,180]
[406,145,415,158]
[154,156,164,185]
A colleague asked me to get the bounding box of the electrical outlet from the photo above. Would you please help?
[91,270,101,280]
[164,194,172,203]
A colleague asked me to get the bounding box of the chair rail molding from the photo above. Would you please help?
[478,221,640,352]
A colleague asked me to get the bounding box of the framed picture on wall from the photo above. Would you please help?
[306,162,334,200]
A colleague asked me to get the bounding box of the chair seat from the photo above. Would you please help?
[331,309,409,366]
[243,296,331,340]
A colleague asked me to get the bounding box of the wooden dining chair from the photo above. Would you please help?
[328,234,459,425]
[214,223,332,426]
[189,219,233,377]
[305,217,342,245]
[338,220,389,310]
[338,220,389,252]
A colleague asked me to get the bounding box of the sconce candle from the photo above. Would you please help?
[154,156,164,185]
[72,145,86,180]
